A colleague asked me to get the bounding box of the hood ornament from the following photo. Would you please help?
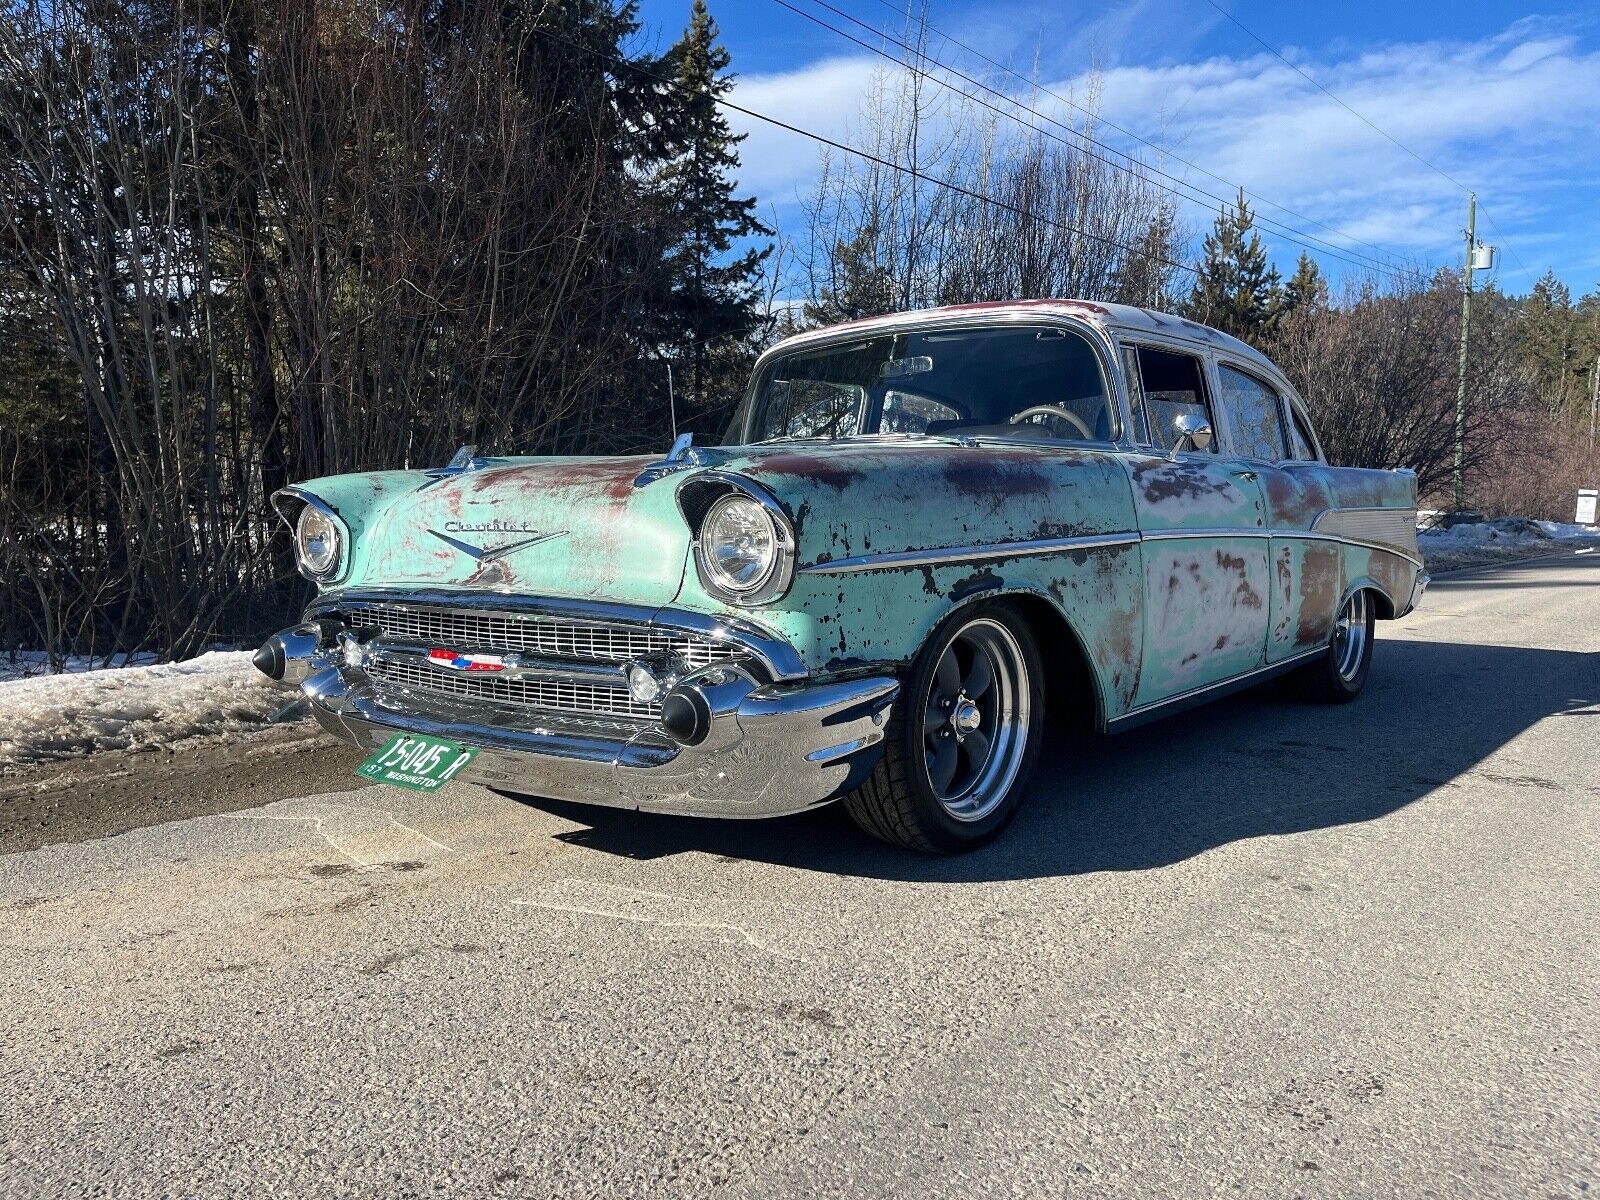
[419,444,502,490]
[632,433,731,488]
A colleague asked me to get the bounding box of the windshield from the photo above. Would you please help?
[729,323,1116,446]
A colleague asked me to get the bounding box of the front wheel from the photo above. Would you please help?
[1288,588,1375,703]
[844,603,1044,853]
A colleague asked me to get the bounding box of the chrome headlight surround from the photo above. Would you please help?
[684,476,796,607]
[273,488,348,584]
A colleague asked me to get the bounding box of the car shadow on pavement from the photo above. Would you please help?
[513,639,1598,884]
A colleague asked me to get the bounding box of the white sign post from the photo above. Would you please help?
[1577,489,1598,526]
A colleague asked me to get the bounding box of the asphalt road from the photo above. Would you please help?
[3,553,1596,1198]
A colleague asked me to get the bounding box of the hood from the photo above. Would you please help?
[342,455,694,605]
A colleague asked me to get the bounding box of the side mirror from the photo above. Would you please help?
[1172,413,1214,455]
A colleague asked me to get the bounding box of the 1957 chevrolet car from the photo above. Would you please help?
[254,300,1425,852]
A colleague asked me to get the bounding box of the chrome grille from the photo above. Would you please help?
[367,656,659,722]
[351,603,737,670]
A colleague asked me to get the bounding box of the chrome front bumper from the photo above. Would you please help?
[259,622,897,819]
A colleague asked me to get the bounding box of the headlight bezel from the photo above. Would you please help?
[688,480,796,607]
[275,490,347,584]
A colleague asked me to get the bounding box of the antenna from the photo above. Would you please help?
[666,362,677,440]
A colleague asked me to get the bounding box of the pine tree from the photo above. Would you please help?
[656,0,772,412]
[1281,251,1328,315]
[1521,270,1579,417]
[1186,188,1283,342]
[803,220,895,326]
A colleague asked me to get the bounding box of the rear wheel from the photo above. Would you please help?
[1288,588,1374,703]
[844,603,1044,853]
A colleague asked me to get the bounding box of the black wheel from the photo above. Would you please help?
[843,602,1045,853]
[1288,588,1375,703]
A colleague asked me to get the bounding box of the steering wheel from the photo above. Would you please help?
[1009,404,1094,440]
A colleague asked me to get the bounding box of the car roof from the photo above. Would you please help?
[770,299,1281,375]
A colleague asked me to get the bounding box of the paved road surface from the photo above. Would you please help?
[3,554,1596,1198]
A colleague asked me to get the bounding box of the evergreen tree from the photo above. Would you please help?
[1281,251,1328,315]
[803,220,896,327]
[1520,270,1580,417]
[656,0,772,412]
[1186,188,1283,341]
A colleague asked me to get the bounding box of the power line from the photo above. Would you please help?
[1201,0,1539,285]
[780,0,1417,280]
[853,0,1412,271]
[533,25,1201,280]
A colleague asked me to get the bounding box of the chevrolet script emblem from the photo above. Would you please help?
[427,525,567,563]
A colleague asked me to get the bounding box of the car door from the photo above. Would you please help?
[1212,359,1343,663]
[1121,341,1271,708]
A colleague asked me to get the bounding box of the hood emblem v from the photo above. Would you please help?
[427,528,568,563]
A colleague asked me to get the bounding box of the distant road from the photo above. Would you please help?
[2,553,1596,1198]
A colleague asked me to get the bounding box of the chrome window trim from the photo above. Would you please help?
[306,587,808,682]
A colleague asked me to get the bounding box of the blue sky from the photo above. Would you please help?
[633,0,1600,297]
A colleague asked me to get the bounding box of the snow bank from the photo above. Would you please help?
[1417,516,1597,553]
[0,651,297,770]
[1416,515,1600,571]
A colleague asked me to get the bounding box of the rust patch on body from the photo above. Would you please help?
[1295,546,1340,646]
[1132,461,1233,504]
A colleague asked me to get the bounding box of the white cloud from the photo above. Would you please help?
[728,17,1600,287]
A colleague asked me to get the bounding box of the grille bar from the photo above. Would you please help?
[349,602,738,670]
[367,656,660,722]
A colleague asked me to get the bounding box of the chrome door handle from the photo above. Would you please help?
[1231,470,1259,482]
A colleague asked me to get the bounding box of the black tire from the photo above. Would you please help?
[1287,587,1375,704]
[843,601,1045,853]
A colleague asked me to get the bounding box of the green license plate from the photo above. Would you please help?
[355,733,478,793]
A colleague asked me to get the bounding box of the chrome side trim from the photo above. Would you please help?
[800,532,1141,575]
[307,587,808,682]
[1140,526,1272,541]
[1288,528,1424,570]
[796,524,1424,575]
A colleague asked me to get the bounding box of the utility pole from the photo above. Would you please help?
[1452,192,1476,508]
[1589,355,1598,451]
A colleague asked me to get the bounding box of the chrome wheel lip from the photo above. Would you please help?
[922,618,1031,823]
[1333,590,1369,682]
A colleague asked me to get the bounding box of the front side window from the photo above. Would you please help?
[1135,346,1215,453]
[1217,364,1289,461]
[734,324,1115,446]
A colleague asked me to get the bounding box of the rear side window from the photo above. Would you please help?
[1217,364,1288,461]
[1135,346,1215,453]
[1286,407,1319,460]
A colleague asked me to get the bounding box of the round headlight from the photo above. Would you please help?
[295,503,342,578]
[700,493,779,596]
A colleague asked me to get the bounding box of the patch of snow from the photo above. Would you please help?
[0,651,296,770]
[1533,519,1598,540]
